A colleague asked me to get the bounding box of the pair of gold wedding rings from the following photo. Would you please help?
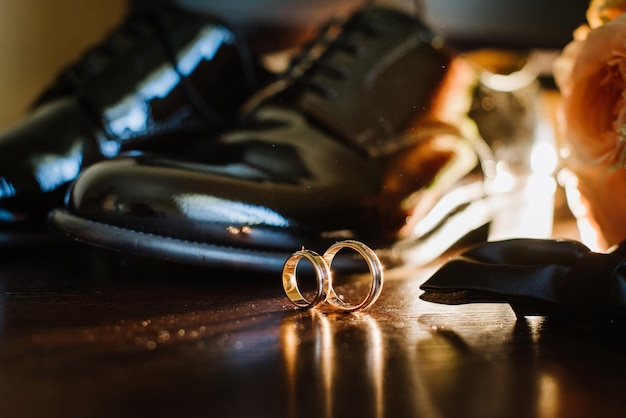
[282,240,384,312]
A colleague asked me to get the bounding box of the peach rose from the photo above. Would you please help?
[587,0,626,28]
[554,2,626,249]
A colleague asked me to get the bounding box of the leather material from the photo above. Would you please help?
[0,4,266,232]
[51,7,524,271]
[420,238,626,324]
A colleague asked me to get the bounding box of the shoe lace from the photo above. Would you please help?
[33,11,159,106]
[239,8,381,116]
[286,9,381,99]
[34,7,249,128]
[33,8,193,107]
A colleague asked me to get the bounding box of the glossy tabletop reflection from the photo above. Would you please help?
[0,192,625,418]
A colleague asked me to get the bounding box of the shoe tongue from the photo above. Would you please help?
[294,7,459,158]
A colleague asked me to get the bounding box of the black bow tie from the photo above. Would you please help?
[420,238,626,324]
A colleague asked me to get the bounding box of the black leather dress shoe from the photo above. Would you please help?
[0,3,267,245]
[50,6,537,272]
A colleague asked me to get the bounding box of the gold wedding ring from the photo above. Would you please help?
[282,249,331,310]
[323,240,384,312]
[282,240,384,312]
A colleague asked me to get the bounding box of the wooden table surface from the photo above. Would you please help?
[1,186,625,418]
